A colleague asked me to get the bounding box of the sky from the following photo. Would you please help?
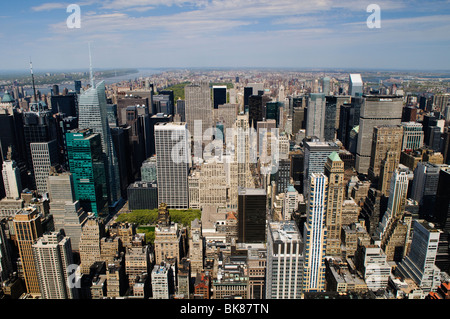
[0,0,450,72]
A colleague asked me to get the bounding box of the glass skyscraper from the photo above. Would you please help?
[78,81,121,206]
[66,128,107,217]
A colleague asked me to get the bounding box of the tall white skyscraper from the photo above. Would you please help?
[155,122,190,209]
[30,140,58,195]
[302,173,328,293]
[2,153,22,199]
[266,221,303,299]
[78,80,121,204]
[32,231,77,299]
[305,93,326,140]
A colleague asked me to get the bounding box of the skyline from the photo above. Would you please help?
[1,1,450,71]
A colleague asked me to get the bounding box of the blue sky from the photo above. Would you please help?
[1,0,450,71]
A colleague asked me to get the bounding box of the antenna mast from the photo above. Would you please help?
[29,58,38,103]
[88,43,94,88]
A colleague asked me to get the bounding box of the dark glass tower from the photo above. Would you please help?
[237,188,267,244]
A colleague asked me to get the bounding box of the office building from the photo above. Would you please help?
[22,106,58,189]
[368,125,403,183]
[213,86,227,109]
[354,244,391,291]
[396,220,442,292]
[127,181,158,211]
[237,188,266,244]
[411,162,442,220]
[377,170,409,238]
[48,170,87,252]
[155,122,189,209]
[175,99,185,122]
[78,81,121,205]
[434,168,450,274]
[324,96,337,141]
[266,221,303,299]
[154,203,183,264]
[13,207,43,296]
[265,101,281,126]
[32,231,77,299]
[213,263,249,299]
[185,82,213,140]
[2,151,22,199]
[189,218,204,276]
[79,216,104,274]
[401,122,424,151]
[151,261,175,299]
[355,95,403,174]
[349,74,363,97]
[30,140,58,195]
[140,156,157,182]
[324,152,345,256]
[303,138,339,196]
[305,93,326,140]
[302,173,327,293]
[338,96,362,149]
[66,129,108,217]
[50,94,77,117]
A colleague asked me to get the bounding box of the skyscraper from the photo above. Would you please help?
[368,125,403,184]
[237,188,266,244]
[13,207,43,296]
[66,129,108,217]
[303,138,339,196]
[266,221,303,299]
[155,122,190,209]
[396,220,441,292]
[2,149,22,199]
[48,170,87,252]
[324,96,337,141]
[376,170,409,240]
[185,82,213,140]
[324,152,345,256]
[302,173,327,293]
[78,81,121,205]
[79,216,104,274]
[305,93,326,140]
[22,106,58,189]
[355,95,403,174]
[213,86,227,109]
[411,162,442,220]
[32,231,77,299]
[30,140,58,195]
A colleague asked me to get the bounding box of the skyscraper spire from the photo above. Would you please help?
[88,42,94,88]
[29,58,38,103]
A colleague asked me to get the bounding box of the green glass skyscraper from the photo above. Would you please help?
[66,128,107,217]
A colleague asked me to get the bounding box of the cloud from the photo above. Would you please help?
[31,3,68,11]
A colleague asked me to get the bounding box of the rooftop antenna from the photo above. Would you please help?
[29,58,38,103]
[88,42,94,88]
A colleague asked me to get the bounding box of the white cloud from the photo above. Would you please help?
[31,3,68,12]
